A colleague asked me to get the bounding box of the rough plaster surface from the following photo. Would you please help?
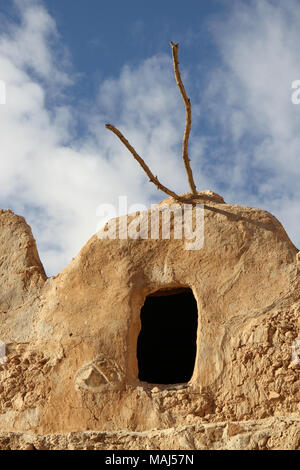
[0,191,299,450]
[0,416,299,450]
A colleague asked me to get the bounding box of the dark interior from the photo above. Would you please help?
[137,287,198,384]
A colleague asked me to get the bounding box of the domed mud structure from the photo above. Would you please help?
[0,191,299,450]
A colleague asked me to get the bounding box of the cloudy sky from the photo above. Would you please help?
[0,0,300,276]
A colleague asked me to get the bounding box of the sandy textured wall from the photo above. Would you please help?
[0,193,299,441]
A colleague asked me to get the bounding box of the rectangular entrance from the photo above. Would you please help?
[137,287,198,384]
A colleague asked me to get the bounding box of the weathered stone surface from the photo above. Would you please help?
[0,416,299,450]
[0,192,299,449]
[0,209,46,312]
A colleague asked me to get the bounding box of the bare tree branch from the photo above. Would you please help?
[170,41,197,195]
[105,124,184,202]
[105,42,199,203]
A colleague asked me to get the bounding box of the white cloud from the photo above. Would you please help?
[1,0,70,87]
[0,0,201,276]
[202,0,300,249]
[1,0,300,277]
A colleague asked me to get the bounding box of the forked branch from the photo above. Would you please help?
[105,124,183,202]
[170,41,197,195]
[105,42,198,202]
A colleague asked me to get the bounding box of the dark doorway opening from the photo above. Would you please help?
[137,287,198,384]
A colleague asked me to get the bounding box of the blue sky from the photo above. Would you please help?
[1,0,300,276]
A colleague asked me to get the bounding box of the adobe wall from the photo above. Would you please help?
[0,192,299,436]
